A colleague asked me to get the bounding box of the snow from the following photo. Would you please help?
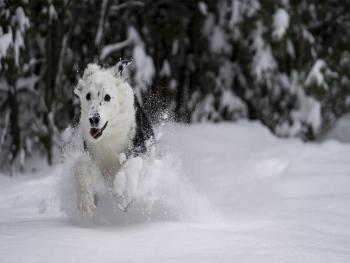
[99,39,131,61]
[302,27,315,44]
[129,27,155,97]
[0,7,29,69]
[276,91,321,137]
[209,26,231,54]
[286,39,295,58]
[14,29,24,66]
[305,59,328,89]
[160,59,171,77]
[198,2,208,16]
[229,0,240,27]
[1,121,350,262]
[16,75,40,91]
[133,45,155,92]
[272,8,289,40]
[14,7,29,66]
[15,7,30,32]
[94,0,108,46]
[251,21,277,80]
[295,95,322,133]
[220,89,247,118]
[99,26,140,61]
[190,60,247,122]
[0,29,13,60]
[324,113,350,143]
[48,4,58,20]
[191,94,219,121]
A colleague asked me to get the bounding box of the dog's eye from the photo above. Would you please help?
[86,92,91,101]
[104,94,111,102]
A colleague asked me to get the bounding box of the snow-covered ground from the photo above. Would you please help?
[1,121,350,263]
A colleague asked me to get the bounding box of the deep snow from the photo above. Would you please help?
[1,121,350,262]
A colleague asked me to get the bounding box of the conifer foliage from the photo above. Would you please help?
[1,0,349,168]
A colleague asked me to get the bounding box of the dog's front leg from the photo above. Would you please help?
[74,159,97,218]
[113,156,143,211]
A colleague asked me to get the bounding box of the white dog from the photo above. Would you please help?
[73,61,153,218]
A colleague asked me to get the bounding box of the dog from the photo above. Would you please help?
[72,61,153,218]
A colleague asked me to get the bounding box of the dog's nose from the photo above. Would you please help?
[89,115,100,126]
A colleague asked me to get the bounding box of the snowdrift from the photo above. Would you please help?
[1,121,350,262]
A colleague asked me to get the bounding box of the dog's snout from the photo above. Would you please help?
[89,114,100,126]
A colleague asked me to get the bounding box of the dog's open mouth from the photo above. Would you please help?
[90,121,108,139]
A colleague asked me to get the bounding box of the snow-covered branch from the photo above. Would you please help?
[95,0,109,46]
[110,1,144,13]
[100,38,132,61]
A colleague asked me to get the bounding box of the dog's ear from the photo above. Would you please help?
[113,59,133,77]
[83,63,100,81]
[74,79,85,97]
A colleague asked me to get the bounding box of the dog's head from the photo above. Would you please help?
[74,62,133,141]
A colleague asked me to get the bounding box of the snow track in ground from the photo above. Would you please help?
[1,121,350,262]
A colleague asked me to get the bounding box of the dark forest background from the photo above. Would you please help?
[1,0,350,170]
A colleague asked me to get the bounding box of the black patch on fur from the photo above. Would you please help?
[132,95,154,155]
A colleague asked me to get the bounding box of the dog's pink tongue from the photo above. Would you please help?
[90,128,99,138]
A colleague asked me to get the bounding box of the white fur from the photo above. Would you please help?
[73,64,136,217]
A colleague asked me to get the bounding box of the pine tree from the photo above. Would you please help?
[0,0,30,170]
